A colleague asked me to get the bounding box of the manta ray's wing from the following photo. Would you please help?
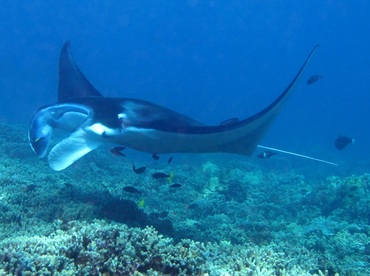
[117,44,320,156]
[176,44,321,155]
[58,41,206,130]
[186,45,319,155]
[58,41,103,102]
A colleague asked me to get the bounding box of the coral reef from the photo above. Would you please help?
[0,220,319,275]
[1,124,370,274]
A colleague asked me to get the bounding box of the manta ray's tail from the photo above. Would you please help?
[257,145,338,166]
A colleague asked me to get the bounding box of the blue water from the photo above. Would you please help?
[0,1,369,171]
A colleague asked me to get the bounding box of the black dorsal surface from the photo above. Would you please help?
[58,41,103,102]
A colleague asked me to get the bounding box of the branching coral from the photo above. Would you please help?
[0,220,321,275]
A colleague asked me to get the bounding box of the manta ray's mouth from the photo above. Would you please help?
[29,103,92,158]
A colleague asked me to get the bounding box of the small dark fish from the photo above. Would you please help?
[110,146,126,156]
[334,135,354,150]
[133,165,146,174]
[152,172,170,179]
[152,153,160,160]
[169,183,182,188]
[123,186,141,194]
[306,74,323,85]
[167,156,173,164]
[257,151,276,159]
[219,118,239,126]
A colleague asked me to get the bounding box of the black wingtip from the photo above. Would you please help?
[62,41,71,51]
[58,41,103,102]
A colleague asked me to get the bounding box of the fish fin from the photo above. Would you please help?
[58,41,103,102]
[48,129,101,171]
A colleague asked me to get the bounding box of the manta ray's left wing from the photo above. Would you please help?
[123,45,320,156]
[58,41,103,102]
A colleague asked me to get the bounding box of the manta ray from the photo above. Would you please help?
[29,42,319,171]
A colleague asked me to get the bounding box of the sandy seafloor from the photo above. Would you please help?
[0,123,369,275]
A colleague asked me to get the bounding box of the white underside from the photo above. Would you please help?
[47,117,268,171]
